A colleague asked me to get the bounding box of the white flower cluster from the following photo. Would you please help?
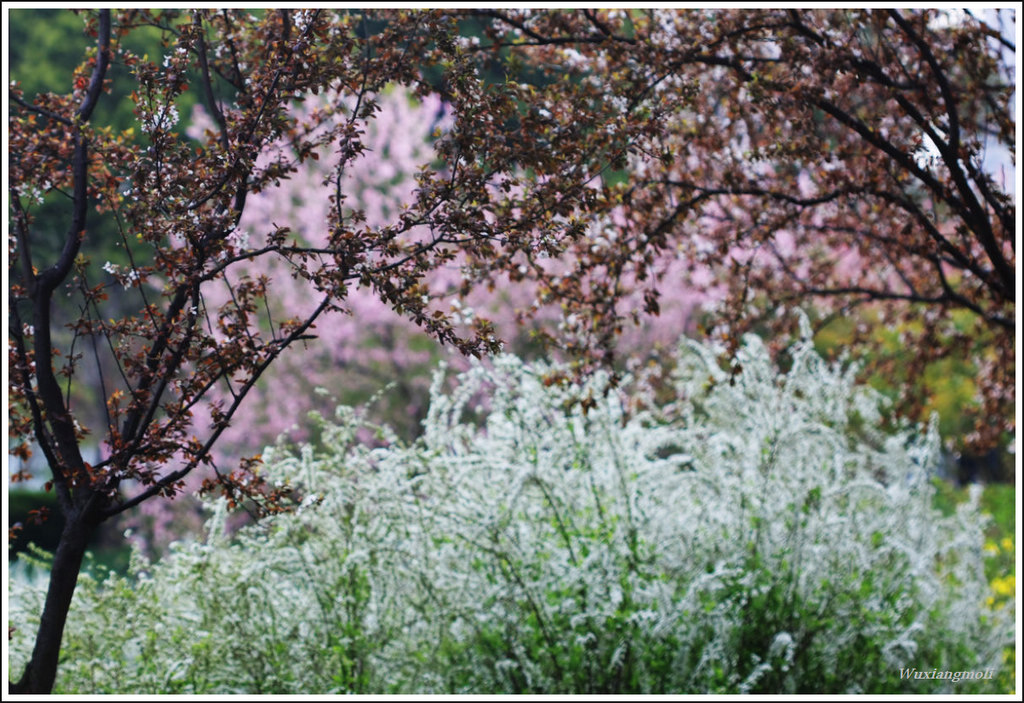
[140,103,180,134]
[102,262,141,290]
[7,320,1013,693]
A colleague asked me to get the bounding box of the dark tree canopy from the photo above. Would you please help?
[465,8,1014,448]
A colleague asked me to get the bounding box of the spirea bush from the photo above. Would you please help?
[8,322,1014,694]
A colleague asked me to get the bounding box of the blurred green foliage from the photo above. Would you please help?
[930,480,1015,567]
[814,307,1013,480]
[8,489,132,575]
[8,490,63,556]
[9,9,199,132]
[939,481,1016,695]
[9,9,197,271]
[8,10,90,100]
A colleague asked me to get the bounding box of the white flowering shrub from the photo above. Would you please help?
[8,323,1014,694]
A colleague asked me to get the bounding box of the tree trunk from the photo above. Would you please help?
[9,517,95,694]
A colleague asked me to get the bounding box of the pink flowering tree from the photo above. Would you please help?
[186,88,453,445]
[188,86,716,455]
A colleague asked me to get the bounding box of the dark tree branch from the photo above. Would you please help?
[9,93,73,125]
[195,17,230,150]
[102,291,339,518]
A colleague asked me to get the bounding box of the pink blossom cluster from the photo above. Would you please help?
[190,88,715,451]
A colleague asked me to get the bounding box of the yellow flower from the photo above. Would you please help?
[991,574,1015,598]
[1000,537,1014,554]
[984,541,999,557]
